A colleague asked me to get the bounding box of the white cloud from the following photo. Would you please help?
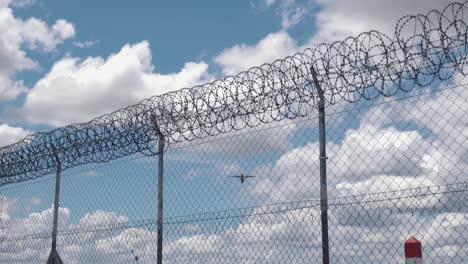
[2,205,70,240]
[0,75,28,100]
[0,187,466,263]
[361,73,468,186]
[277,0,311,30]
[256,0,311,30]
[249,123,436,202]
[0,195,11,221]
[0,204,133,263]
[263,0,276,7]
[51,19,75,44]
[250,141,326,201]
[332,125,432,182]
[214,31,298,75]
[0,4,75,101]
[166,234,224,255]
[73,40,99,48]
[8,0,36,8]
[74,210,128,229]
[19,18,75,52]
[310,0,456,44]
[22,41,213,126]
[95,227,157,260]
[0,123,31,147]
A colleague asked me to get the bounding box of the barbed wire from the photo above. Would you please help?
[1,1,468,185]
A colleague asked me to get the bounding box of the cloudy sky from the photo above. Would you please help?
[0,0,457,143]
[0,0,467,263]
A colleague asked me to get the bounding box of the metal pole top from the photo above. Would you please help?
[310,65,325,102]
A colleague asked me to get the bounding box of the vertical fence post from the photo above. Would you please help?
[47,144,63,264]
[151,114,165,264]
[311,66,330,264]
[405,236,422,264]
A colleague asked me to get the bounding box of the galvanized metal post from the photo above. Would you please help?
[311,66,330,264]
[47,144,63,264]
[151,115,165,264]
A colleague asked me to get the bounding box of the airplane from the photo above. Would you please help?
[229,173,256,184]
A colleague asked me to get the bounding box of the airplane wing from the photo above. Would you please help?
[228,176,241,178]
[243,175,256,178]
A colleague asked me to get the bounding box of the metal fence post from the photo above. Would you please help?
[47,144,63,264]
[151,115,165,264]
[311,66,330,264]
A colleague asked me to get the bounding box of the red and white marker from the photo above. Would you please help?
[405,236,422,264]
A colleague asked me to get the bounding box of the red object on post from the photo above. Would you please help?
[405,236,422,264]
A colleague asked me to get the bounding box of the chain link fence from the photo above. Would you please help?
[1,1,468,263]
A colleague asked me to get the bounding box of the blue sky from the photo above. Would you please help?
[0,0,322,134]
[15,0,315,82]
[0,0,467,263]
[0,0,454,136]
[15,0,305,73]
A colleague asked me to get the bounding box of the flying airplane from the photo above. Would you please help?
[229,173,256,184]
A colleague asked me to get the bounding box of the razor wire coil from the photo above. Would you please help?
[1,1,468,185]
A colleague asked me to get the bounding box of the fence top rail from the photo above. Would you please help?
[1,1,468,185]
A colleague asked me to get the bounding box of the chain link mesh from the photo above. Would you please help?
[0,78,466,263]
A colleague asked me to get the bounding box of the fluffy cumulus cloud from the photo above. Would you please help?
[214,31,298,75]
[311,0,456,43]
[73,210,128,229]
[2,199,466,263]
[0,2,74,101]
[0,201,128,263]
[0,201,70,263]
[0,200,228,263]
[245,66,468,203]
[0,123,31,147]
[22,41,213,126]
[248,124,439,203]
